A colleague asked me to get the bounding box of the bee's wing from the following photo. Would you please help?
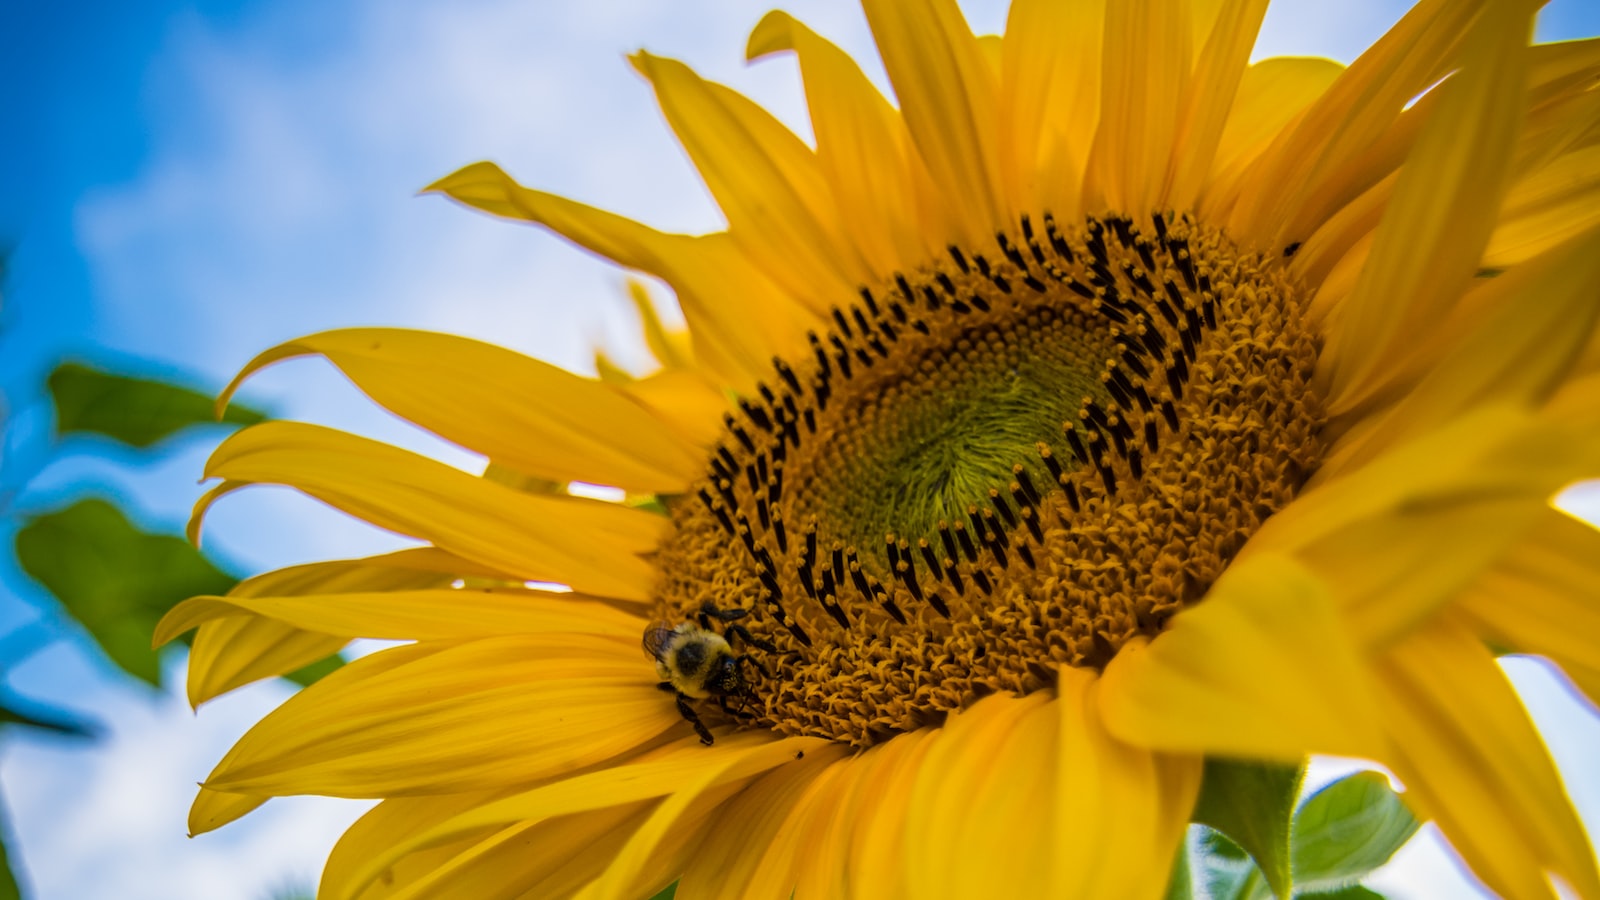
[642,623,677,662]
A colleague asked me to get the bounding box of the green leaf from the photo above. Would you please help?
[14,498,237,686]
[282,653,345,688]
[1164,829,1195,900]
[646,882,677,900]
[1196,828,1273,900]
[1306,887,1385,900]
[1292,772,1420,894]
[1193,758,1304,899]
[48,363,265,449]
[0,696,95,738]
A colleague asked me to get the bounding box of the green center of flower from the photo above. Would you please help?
[653,212,1325,746]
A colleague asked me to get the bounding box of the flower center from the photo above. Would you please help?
[652,212,1324,746]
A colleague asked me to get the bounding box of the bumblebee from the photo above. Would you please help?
[644,602,774,745]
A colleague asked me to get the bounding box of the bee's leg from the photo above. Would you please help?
[724,623,777,654]
[717,694,757,721]
[656,681,676,693]
[700,601,751,623]
[736,653,772,679]
[675,692,714,745]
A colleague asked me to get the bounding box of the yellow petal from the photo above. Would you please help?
[747,11,933,275]
[630,51,864,302]
[218,328,705,494]
[159,588,644,647]
[204,634,678,798]
[427,162,813,385]
[1200,57,1344,223]
[862,0,1005,245]
[999,0,1105,221]
[624,278,693,371]
[1054,667,1203,899]
[1318,0,1534,417]
[321,791,505,900]
[193,421,665,601]
[1227,0,1487,245]
[677,748,852,900]
[841,728,939,898]
[1486,142,1600,269]
[616,368,729,449]
[185,547,480,708]
[1084,0,1191,216]
[187,788,267,837]
[1371,619,1600,899]
[1332,222,1600,461]
[1163,0,1270,211]
[1453,509,1600,709]
[1098,555,1383,760]
[904,692,1056,899]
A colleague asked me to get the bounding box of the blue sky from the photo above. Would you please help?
[2,1,1598,897]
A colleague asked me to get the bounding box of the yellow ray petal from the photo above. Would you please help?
[1084,0,1191,216]
[677,748,852,900]
[1486,142,1600,269]
[218,328,705,494]
[771,755,860,900]
[630,51,864,302]
[186,547,481,708]
[1453,509,1600,710]
[616,368,729,449]
[203,634,676,798]
[1372,620,1600,899]
[841,728,938,898]
[1227,0,1486,244]
[1163,0,1270,211]
[862,0,1005,245]
[1330,222,1600,461]
[427,162,814,385]
[747,11,934,275]
[905,693,1056,899]
[322,791,507,900]
[624,279,693,372]
[159,588,644,647]
[1199,57,1344,223]
[1253,405,1597,570]
[1054,667,1203,899]
[1318,0,1534,417]
[1098,555,1383,761]
[193,421,665,600]
[999,0,1105,221]
[187,788,267,837]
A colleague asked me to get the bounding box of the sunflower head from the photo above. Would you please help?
[160,0,1600,897]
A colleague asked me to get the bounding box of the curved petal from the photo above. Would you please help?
[863,0,1006,245]
[185,547,485,708]
[193,421,666,601]
[203,634,679,798]
[219,328,707,494]
[999,0,1104,221]
[1452,509,1600,710]
[1084,0,1191,216]
[1054,667,1202,899]
[1371,620,1600,899]
[630,51,864,303]
[1199,56,1344,223]
[747,11,934,275]
[1317,0,1534,417]
[904,692,1056,899]
[1485,142,1600,269]
[427,162,815,386]
[1163,0,1270,211]
[1098,555,1384,761]
[158,588,644,647]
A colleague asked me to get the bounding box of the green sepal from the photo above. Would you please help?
[1193,758,1304,899]
[14,498,237,686]
[47,362,265,449]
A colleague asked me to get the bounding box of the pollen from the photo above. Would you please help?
[653,213,1324,746]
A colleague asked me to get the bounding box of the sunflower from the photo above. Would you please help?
[157,0,1600,897]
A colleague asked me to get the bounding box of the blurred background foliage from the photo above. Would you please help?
[0,249,339,897]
